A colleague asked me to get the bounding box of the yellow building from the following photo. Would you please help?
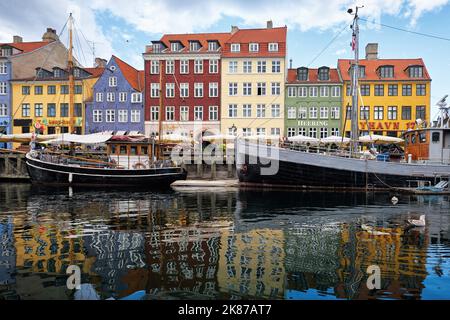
[11,66,103,140]
[338,44,431,137]
[221,23,287,137]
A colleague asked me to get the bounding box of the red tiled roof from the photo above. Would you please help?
[0,41,49,54]
[157,32,232,53]
[287,68,342,84]
[112,55,144,91]
[84,67,105,78]
[337,58,431,81]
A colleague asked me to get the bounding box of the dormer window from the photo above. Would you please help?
[36,68,45,78]
[231,43,240,52]
[208,41,219,51]
[318,67,330,81]
[54,68,61,78]
[269,43,279,52]
[297,67,308,81]
[379,66,394,78]
[189,41,201,52]
[349,65,365,78]
[0,47,12,57]
[409,66,423,78]
[249,43,259,52]
[171,42,182,52]
[152,43,162,53]
[73,68,81,78]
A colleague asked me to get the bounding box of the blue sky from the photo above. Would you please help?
[1,0,449,117]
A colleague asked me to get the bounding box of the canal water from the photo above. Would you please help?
[0,184,449,300]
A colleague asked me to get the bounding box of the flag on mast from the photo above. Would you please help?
[351,33,356,51]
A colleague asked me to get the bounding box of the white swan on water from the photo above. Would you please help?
[407,215,426,227]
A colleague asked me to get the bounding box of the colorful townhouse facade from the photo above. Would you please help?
[10,65,103,140]
[85,56,144,134]
[0,28,69,148]
[220,22,287,137]
[143,32,231,138]
[338,43,432,138]
[285,66,343,138]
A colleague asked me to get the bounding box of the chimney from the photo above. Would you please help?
[231,26,239,34]
[289,59,293,69]
[365,43,378,60]
[13,36,23,43]
[42,27,59,42]
[94,57,107,68]
[267,20,273,29]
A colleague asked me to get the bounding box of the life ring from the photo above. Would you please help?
[133,162,147,170]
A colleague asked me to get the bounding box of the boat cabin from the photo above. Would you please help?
[403,128,450,164]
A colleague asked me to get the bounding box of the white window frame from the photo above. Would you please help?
[96,92,103,102]
[309,87,318,97]
[93,110,102,123]
[180,106,189,122]
[180,83,189,98]
[0,62,7,75]
[331,106,340,119]
[194,59,203,74]
[194,83,204,98]
[229,83,238,96]
[194,106,203,121]
[107,92,115,102]
[243,83,252,96]
[180,60,189,74]
[320,106,329,119]
[166,83,175,98]
[150,106,159,121]
[231,43,240,52]
[257,104,266,118]
[150,61,160,74]
[271,82,281,96]
[166,60,175,74]
[0,82,7,95]
[243,61,252,73]
[131,92,142,103]
[320,86,329,97]
[228,104,237,118]
[271,104,281,118]
[309,106,318,119]
[209,82,218,97]
[209,106,218,121]
[257,61,267,73]
[119,92,127,102]
[287,107,296,119]
[209,59,219,74]
[271,128,281,136]
[249,43,259,52]
[151,83,160,98]
[298,87,308,97]
[131,110,141,123]
[269,43,279,52]
[288,87,296,97]
[166,106,175,121]
[106,110,115,123]
[331,86,341,97]
[228,61,238,73]
[272,60,281,73]
[109,77,117,87]
[118,110,128,123]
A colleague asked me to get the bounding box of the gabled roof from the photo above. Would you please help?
[0,41,50,55]
[11,66,104,81]
[337,58,431,81]
[287,68,342,84]
[84,67,105,78]
[226,26,287,43]
[112,55,144,92]
[156,32,232,53]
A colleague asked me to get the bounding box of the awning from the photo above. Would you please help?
[287,135,320,144]
[41,133,113,145]
[359,134,404,144]
[321,135,351,144]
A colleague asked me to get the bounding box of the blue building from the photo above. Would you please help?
[0,54,11,148]
[85,56,144,134]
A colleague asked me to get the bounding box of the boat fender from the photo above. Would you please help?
[133,162,147,170]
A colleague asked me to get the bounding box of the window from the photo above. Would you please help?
[151,83,160,98]
[346,105,352,120]
[165,60,175,74]
[309,107,318,119]
[209,59,219,74]
[130,110,140,123]
[374,85,384,96]
[432,132,440,143]
[180,106,189,121]
[118,110,128,123]
[166,106,175,121]
[271,82,281,96]
[209,82,218,97]
[106,110,115,122]
[320,128,328,139]
[74,103,82,117]
[388,84,398,96]
[0,104,7,117]
[60,103,69,117]
[95,92,103,102]
[22,104,30,117]
[93,110,102,123]
[109,77,117,87]
[318,68,329,81]
[416,106,426,120]
[107,92,115,102]
[271,104,280,117]
[228,104,237,118]
[256,128,266,136]
[0,82,8,95]
[150,61,160,74]
[45,103,55,117]
[180,60,189,74]
[243,83,252,96]
[194,83,203,98]
[331,128,340,136]
[229,83,238,96]
[269,43,279,52]
[150,106,159,121]
[75,85,83,95]
[272,60,281,73]
[0,62,7,74]
[231,43,240,52]
[171,42,181,52]
[320,107,329,119]
[409,66,423,78]
[189,41,200,52]
[331,86,341,97]
[402,106,412,120]
[298,107,307,119]
[34,86,43,95]
[374,106,384,120]
[194,106,203,121]
[298,87,307,97]
[209,106,218,121]
[331,107,340,119]
[416,84,426,96]
[194,60,203,74]
[360,85,370,96]
[309,128,317,138]
[257,104,266,118]
[287,128,296,137]
[34,104,43,118]
[243,104,252,117]
[320,86,329,97]
[257,83,266,96]
[287,107,296,119]
[22,86,30,95]
[180,83,189,98]
[166,83,175,98]
[47,85,56,95]
[298,128,307,136]
[379,66,394,78]
[131,93,142,103]
[346,84,351,96]
[243,61,252,73]
[208,41,219,51]
[1,48,12,57]
[229,61,238,73]
[360,106,370,120]
[242,128,252,137]
[249,43,259,52]
[387,106,397,120]
[61,85,69,94]
[287,87,296,97]
[257,61,266,73]
[271,128,281,136]
[119,92,127,102]
[402,84,412,96]
[309,87,318,97]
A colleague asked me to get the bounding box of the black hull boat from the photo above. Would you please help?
[26,152,187,188]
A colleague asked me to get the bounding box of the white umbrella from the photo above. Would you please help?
[288,135,320,144]
[359,134,404,144]
[321,135,351,144]
[245,135,280,141]
[41,133,113,145]
[160,134,193,143]
[202,134,237,142]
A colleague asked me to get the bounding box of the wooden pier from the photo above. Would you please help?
[0,152,29,180]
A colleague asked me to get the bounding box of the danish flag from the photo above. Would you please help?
[351,33,356,51]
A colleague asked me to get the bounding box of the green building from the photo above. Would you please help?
[285,67,343,139]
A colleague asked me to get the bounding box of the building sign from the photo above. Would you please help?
[297,120,329,127]
[359,121,417,131]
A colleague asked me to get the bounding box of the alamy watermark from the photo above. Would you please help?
[66,265,81,290]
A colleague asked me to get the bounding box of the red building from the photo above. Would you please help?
[143,32,232,138]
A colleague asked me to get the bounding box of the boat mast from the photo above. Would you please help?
[349,7,362,155]
[68,13,75,134]
[158,62,163,140]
